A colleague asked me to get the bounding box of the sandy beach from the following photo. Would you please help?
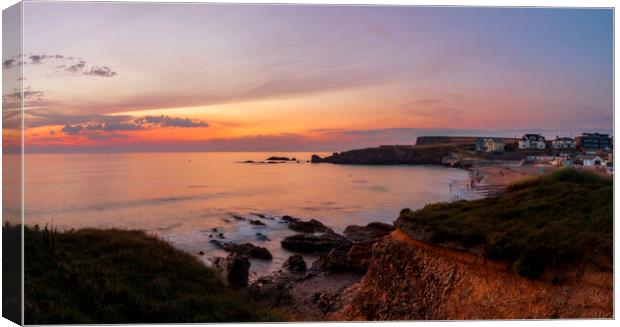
[472,165,559,188]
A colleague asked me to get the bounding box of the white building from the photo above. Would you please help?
[518,134,546,150]
[552,137,576,149]
[581,155,607,167]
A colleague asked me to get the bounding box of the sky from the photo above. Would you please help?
[2,2,614,152]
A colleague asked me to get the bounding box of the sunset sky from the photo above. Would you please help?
[2,3,613,152]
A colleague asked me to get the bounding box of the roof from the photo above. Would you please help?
[523,134,545,141]
[554,137,574,142]
[580,155,605,160]
[477,137,504,144]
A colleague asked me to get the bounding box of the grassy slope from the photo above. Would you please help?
[397,168,612,279]
[20,226,284,324]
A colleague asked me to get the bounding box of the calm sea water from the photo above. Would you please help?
[22,152,478,276]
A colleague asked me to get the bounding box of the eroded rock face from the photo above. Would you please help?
[214,254,251,289]
[336,230,613,320]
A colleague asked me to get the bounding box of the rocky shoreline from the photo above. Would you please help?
[207,169,612,320]
[208,214,396,319]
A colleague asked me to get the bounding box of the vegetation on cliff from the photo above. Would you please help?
[396,168,612,279]
[18,225,284,324]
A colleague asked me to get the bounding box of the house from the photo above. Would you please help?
[476,137,505,153]
[581,155,606,167]
[575,133,612,150]
[552,136,576,149]
[518,134,546,150]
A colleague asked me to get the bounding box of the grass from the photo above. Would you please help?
[14,225,285,324]
[397,168,612,279]
[2,223,22,324]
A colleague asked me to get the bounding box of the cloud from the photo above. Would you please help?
[65,60,86,73]
[2,87,47,110]
[3,59,16,68]
[3,53,118,78]
[61,125,84,135]
[137,115,208,128]
[53,113,208,137]
[83,66,118,77]
[26,111,133,128]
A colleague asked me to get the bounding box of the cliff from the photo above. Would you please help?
[311,145,459,165]
[329,169,613,320]
[334,229,612,320]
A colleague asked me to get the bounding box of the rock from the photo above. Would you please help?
[343,222,394,242]
[211,240,273,260]
[312,222,394,273]
[198,250,204,255]
[281,215,298,223]
[255,232,270,241]
[217,233,225,239]
[283,255,307,272]
[281,232,348,253]
[240,160,255,163]
[267,156,291,161]
[232,214,246,221]
[251,213,271,219]
[249,219,266,226]
[288,219,331,233]
[311,154,326,163]
[280,215,331,233]
[214,253,250,289]
[291,157,297,161]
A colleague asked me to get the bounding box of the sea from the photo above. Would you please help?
[19,152,480,277]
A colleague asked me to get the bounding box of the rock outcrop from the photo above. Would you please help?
[311,145,458,165]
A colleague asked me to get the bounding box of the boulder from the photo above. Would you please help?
[249,219,265,226]
[214,253,250,289]
[288,219,331,233]
[210,240,273,260]
[255,232,270,241]
[281,232,348,253]
[283,255,307,272]
[266,156,290,161]
[343,222,394,242]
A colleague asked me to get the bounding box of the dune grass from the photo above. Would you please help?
[17,225,285,324]
[397,168,612,279]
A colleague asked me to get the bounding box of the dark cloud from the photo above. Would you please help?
[61,125,84,135]
[53,113,208,136]
[3,53,118,78]
[3,59,15,68]
[83,66,118,77]
[27,111,133,128]
[137,115,208,128]
[65,60,86,73]
[2,88,47,110]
